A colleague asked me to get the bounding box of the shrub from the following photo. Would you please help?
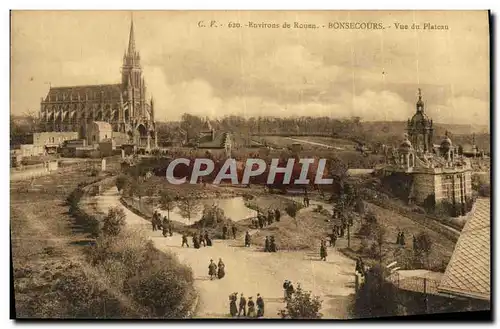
[413,231,433,268]
[124,265,195,318]
[350,264,404,318]
[354,198,365,214]
[102,207,126,236]
[278,284,322,319]
[87,231,196,318]
[479,183,490,197]
[116,175,129,193]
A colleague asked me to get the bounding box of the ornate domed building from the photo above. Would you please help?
[407,89,434,153]
[383,90,473,217]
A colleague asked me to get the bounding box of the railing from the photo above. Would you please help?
[387,272,441,295]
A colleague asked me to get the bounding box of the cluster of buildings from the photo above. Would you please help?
[12,18,158,165]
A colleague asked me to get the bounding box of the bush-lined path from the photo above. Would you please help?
[97,187,356,319]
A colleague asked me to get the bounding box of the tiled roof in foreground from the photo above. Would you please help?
[438,198,491,301]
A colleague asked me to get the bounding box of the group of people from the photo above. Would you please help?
[152,210,173,237]
[181,231,213,248]
[208,258,225,280]
[264,236,277,252]
[222,224,237,240]
[396,231,406,246]
[229,292,265,318]
[282,280,295,300]
[254,208,281,229]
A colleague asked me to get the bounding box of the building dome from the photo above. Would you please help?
[410,111,431,127]
[399,136,413,153]
[440,135,452,150]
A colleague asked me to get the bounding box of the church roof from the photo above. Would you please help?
[438,198,491,301]
[410,111,431,126]
[45,84,123,102]
[92,121,113,131]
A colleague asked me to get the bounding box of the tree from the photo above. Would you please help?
[177,197,202,223]
[327,156,349,196]
[413,232,433,268]
[373,224,386,263]
[159,190,176,220]
[278,284,322,319]
[351,264,403,318]
[102,206,126,236]
[115,175,129,193]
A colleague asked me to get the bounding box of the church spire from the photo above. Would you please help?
[416,88,424,112]
[128,14,136,57]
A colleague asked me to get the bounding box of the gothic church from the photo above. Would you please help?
[38,18,157,148]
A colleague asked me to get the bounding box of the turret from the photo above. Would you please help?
[150,97,155,121]
[416,88,424,112]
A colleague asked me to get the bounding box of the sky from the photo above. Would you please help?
[10,10,490,126]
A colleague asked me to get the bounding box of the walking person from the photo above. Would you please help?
[238,293,247,317]
[232,225,237,239]
[162,216,169,237]
[229,292,238,317]
[205,231,212,246]
[168,221,173,236]
[217,258,226,279]
[193,234,200,249]
[329,231,337,247]
[267,209,274,225]
[283,280,290,300]
[152,211,158,231]
[256,293,265,318]
[304,195,310,207]
[247,297,256,317]
[264,236,270,252]
[286,281,295,300]
[399,231,406,246]
[245,231,251,247]
[208,259,217,280]
[199,231,206,247]
[181,234,189,247]
[269,236,277,252]
[258,214,264,229]
[274,208,281,222]
[320,240,327,261]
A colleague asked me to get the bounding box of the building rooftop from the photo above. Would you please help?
[92,121,113,131]
[438,198,491,301]
[198,132,230,149]
[44,83,122,102]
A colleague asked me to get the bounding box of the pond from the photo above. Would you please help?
[157,196,257,225]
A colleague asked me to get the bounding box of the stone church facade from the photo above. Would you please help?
[383,89,473,216]
[38,19,157,149]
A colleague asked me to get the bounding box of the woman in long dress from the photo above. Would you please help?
[320,240,327,261]
[217,258,226,279]
[247,297,256,317]
[229,293,238,317]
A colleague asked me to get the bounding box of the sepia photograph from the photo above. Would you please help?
[9,10,491,320]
